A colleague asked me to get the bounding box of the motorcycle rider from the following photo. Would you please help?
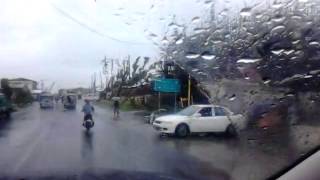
[82,99,95,126]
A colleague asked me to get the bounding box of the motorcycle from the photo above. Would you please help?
[83,115,94,130]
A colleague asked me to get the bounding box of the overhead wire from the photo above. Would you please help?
[50,3,150,45]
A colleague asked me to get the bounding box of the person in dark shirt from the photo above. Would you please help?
[113,100,120,118]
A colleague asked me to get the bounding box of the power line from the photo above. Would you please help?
[50,3,150,45]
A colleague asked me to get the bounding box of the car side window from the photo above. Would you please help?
[198,107,212,117]
[214,107,227,116]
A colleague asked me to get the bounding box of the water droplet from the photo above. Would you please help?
[262,77,271,84]
[194,27,206,34]
[240,7,252,17]
[291,15,302,20]
[272,1,284,9]
[191,17,200,23]
[161,37,169,44]
[271,49,284,55]
[283,50,295,55]
[228,94,236,101]
[204,0,213,4]
[186,52,200,59]
[201,52,215,60]
[212,40,223,45]
[272,15,286,23]
[304,75,313,79]
[255,14,263,19]
[309,69,320,75]
[271,25,286,34]
[309,41,320,46]
[149,33,158,38]
[237,58,262,64]
[175,38,184,45]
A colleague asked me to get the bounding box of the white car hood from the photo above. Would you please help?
[156,115,188,122]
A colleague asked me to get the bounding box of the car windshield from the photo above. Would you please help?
[0,0,319,179]
[177,105,201,116]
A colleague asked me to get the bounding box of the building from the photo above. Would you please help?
[8,78,38,91]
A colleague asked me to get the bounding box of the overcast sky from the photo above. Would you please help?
[0,0,250,91]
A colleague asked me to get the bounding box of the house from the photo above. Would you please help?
[8,78,38,91]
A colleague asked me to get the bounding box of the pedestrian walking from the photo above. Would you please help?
[113,99,120,118]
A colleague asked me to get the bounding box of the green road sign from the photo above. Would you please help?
[153,79,181,93]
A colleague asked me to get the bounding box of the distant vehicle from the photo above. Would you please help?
[63,94,77,109]
[153,104,246,137]
[0,93,13,118]
[39,94,54,109]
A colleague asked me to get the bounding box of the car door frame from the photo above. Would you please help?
[211,106,231,132]
[189,107,215,133]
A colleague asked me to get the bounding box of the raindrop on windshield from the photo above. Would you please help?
[272,1,284,9]
[291,15,302,20]
[271,25,286,34]
[309,41,320,46]
[228,94,236,101]
[201,52,215,60]
[272,15,286,23]
[240,7,252,17]
[191,17,200,23]
[186,52,200,59]
[175,37,184,45]
[237,58,262,64]
[149,33,158,38]
[271,49,284,55]
[161,37,169,44]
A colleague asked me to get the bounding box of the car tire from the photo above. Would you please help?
[226,124,237,137]
[175,124,189,138]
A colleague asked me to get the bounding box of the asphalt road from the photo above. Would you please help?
[0,102,318,180]
[0,102,229,180]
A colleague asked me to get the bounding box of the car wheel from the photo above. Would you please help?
[175,124,189,138]
[226,124,237,137]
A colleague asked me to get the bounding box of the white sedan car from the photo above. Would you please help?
[153,105,246,137]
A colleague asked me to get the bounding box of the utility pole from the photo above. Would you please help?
[188,74,191,106]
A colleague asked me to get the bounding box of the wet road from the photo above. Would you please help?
[0,102,319,180]
[0,102,229,180]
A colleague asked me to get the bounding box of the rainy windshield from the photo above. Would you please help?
[0,0,319,179]
[177,105,200,116]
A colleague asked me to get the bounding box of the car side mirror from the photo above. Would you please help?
[193,113,201,117]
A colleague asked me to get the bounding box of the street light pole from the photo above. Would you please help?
[188,74,191,106]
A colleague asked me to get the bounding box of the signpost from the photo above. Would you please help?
[153,79,181,112]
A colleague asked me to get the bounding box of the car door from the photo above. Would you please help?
[190,107,214,132]
[211,107,231,132]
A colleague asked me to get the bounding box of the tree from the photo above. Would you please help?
[1,79,12,101]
